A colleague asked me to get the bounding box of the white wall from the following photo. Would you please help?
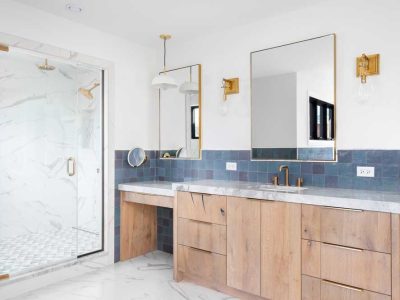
[252,73,297,148]
[168,0,400,150]
[0,0,158,150]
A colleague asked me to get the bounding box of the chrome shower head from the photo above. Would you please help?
[37,59,55,71]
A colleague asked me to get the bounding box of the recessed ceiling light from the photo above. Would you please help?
[66,3,83,13]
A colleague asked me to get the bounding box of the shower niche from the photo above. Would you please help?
[0,48,104,277]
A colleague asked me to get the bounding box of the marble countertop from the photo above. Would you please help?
[118,180,400,213]
[118,181,175,197]
[172,180,400,213]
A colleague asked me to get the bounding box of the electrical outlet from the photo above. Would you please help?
[226,162,237,171]
[357,166,375,177]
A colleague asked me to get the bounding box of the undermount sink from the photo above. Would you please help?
[252,184,307,193]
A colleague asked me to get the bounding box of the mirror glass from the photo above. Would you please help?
[159,64,201,159]
[251,34,336,161]
[127,148,147,167]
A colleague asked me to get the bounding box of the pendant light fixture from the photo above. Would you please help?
[179,66,198,95]
[152,34,178,90]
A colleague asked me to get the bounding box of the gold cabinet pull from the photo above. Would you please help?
[188,246,212,254]
[67,157,76,176]
[323,206,363,212]
[323,242,363,252]
[322,280,363,292]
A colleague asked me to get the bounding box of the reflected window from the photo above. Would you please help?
[191,106,199,139]
[309,97,334,140]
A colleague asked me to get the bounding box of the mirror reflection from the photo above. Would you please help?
[251,34,336,161]
[159,64,201,159]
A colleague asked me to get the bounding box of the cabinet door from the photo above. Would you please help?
[261,201,301,300]
[227,197,261,296]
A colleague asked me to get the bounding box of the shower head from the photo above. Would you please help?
[37,59,55,71]
[79,82,100,100]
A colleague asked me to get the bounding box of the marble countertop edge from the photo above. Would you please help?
[117,180,400,213]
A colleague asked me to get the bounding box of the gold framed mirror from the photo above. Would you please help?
[159,64,202,159]
[251,34,336,161]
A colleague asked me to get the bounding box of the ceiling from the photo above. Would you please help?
[13,0,328,47]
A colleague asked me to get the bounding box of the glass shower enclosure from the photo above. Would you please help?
[0,47,103,277]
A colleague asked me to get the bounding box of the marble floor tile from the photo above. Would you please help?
[0,228,101,276]
[8,251,237,300]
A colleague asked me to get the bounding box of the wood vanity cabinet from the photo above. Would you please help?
[226,197,301,299]
[176,192,228,289]
[302,204,398,300]
[260,201,301,299]
[226,196,261,295]
[176,192,400,300]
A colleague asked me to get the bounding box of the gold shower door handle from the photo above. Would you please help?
[67,157,76,176]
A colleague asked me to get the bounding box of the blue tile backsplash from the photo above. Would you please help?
[114,149,400,262]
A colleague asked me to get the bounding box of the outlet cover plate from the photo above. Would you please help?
[226,162,237,171]
[357,166,375,177]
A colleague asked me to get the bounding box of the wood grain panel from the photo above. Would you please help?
[178,218,226,255]
[302,239,321,278]
[321,280,391,300]
[302,275,321,300]
[320,207,391,253]
[122,191,173,208]
[392,213,400,300]
[302,204,321,241]
[173,194,181,281]
[261,201,301,300]
[321,243,391,295]
[177,192,226,225]
[177,245,226,286]
[120,198,157,261]
[227,197,261,296]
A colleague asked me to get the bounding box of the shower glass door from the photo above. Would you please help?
[0,48,103,277]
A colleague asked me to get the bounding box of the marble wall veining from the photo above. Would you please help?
[0,50,103,275]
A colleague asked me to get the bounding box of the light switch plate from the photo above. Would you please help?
[226,162,237,171]
[357,166,375,177]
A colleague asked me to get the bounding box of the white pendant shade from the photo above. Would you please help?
[151,73,178,90]
[179,81,198,95]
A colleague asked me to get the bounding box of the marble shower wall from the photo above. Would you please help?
[0,50,103,255]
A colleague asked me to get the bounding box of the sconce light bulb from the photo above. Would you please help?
[361,75,367,84]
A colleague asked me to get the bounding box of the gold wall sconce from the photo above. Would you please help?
[222,78,239,100]
[356,53,380,84]
[0,44,9,52]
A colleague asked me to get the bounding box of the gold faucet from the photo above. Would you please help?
[279,165,290,186]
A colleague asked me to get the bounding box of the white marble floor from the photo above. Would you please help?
[8,251,237,300]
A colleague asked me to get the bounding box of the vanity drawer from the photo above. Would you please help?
[302,205,391,253]
[302,239,320,278]
[321,243,391,295]
[177,245,226,285]
[177,192,227,225]
[321,280,391,300]
[178,218,227,255]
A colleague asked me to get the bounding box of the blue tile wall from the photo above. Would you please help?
[114,149,400,262]
[158,150,400,192]
[157,207,173,254]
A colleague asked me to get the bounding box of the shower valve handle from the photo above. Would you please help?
[67,157,76,176]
